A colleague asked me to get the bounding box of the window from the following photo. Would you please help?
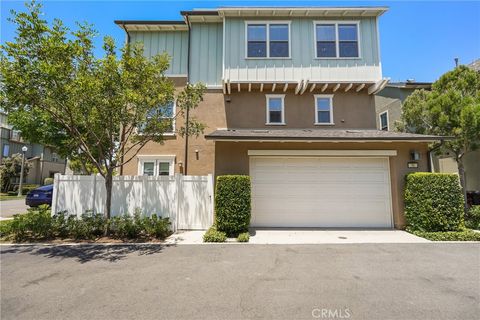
[315,22,360,58]
[379,111,389,131]
[138,101,175,134]
[138,156,175,176]
[2,144,9,157]
[266,95,285,125]
[52,152,59,162]
[314,95,334,125]
[247,22,290,58]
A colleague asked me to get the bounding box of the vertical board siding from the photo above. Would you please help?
[130,31,188,75]
[189,23,223,86]
[224,17,381,82]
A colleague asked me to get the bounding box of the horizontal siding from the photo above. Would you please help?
[130,31,188,76]
[224,17,381,82]
[189,23,223,87]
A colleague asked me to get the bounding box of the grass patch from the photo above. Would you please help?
[0,193,25,201]
[409,229,480,241]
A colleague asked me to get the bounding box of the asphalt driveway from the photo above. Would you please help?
[1,243,479,320]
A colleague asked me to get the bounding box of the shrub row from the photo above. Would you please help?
[1,205,171,242]
[410,229,480,241]
[214,175,251,236]
[405,173,464,232]
[465,205,480,230]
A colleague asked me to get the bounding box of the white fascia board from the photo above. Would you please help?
[247,150,398,156]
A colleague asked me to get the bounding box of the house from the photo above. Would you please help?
[0,110,66,186]
[117,7,444,229]
[375,78,480,195]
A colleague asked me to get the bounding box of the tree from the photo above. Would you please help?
[0,154,32,192]
[0,1,205,217]
[399,66,480,211]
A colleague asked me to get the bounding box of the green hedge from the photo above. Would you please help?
[405,173,464,232]
[1,206,172,242]
[465,206,480,230]
[410,229,480,241]
[214,175,251,236]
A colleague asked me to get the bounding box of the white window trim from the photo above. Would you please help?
[379,110,389,131]
[265,94,286,125]
[313,20,362,59]
[245,21,292,59]
[136,100,176,136]
[137,155,175,176]
[314,94,334,125]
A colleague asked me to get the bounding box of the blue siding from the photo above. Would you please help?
[130,31,188,75]
[224,17,380,72]
[189,23,223,86]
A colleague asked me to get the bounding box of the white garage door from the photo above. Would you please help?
[250,157,393,228]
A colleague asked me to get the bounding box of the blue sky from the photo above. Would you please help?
[1,0,479,82]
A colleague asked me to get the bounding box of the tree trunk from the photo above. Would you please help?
[104,172,113,219]
[457,158,468,213]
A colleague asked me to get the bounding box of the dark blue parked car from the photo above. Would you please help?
[25,184,53,207]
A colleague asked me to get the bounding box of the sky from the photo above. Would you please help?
[1,0,479,82]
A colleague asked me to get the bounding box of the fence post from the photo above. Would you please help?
[51,173,60,216]
[174,173,182,232]
[207,174,214,226]
[91,174,97,214]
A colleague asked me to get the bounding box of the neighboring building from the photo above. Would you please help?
[117,7,443,229]
[0,110,66,186]
[375,74,480,193]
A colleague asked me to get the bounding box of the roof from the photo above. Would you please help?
[386,82,432,90]
[467,59,480,72]
[114,20,188,31]
[216,7,388,18]
[205,129,444,142]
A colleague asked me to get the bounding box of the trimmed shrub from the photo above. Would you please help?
[9,205,54,241]
[465,206,480,230]
[215,175,251,236]
[142,214,171,239]
[14,184,40,195]
[410,229,480,241]
[405,173,464,232]
[237,232,250,242]
[44,177,54,185]
[203,226,227,242]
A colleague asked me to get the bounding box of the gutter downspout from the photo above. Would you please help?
[184,14,191,175]
[428,139,444,172]
[119,24,130,176]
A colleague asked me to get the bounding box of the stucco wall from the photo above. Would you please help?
[214,141,430,229]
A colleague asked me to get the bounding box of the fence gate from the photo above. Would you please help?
[176,175,214,230]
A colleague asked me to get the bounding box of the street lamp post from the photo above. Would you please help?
[17,145,28,197]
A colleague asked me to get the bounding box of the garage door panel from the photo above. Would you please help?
[250,156,393,228]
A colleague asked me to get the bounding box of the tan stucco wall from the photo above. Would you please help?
[431,150,480,191]
[123,88,378,175]
[214,141,430,229]
[122,89,227,176]
[226,90,376,129]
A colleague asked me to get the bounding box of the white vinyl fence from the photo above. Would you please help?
[51,174,214,231]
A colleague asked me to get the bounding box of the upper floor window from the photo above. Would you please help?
[247,22,290,58]
[52,152,59,162]
[265,94,285,125]
[314,95,334,125]
[138,101,175,134]
[315,22,360,58]
[379,111,389,131]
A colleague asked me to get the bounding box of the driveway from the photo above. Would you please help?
[1,243,478,320]
[0,199,28,219]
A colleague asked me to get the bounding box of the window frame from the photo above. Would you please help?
[137,100,176,136]
[245,21,292,59]
[314,94,334,125]
[313,21,361,59]
[265,94,286,125]
[137,155,175,176]
[379,110,389,131]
